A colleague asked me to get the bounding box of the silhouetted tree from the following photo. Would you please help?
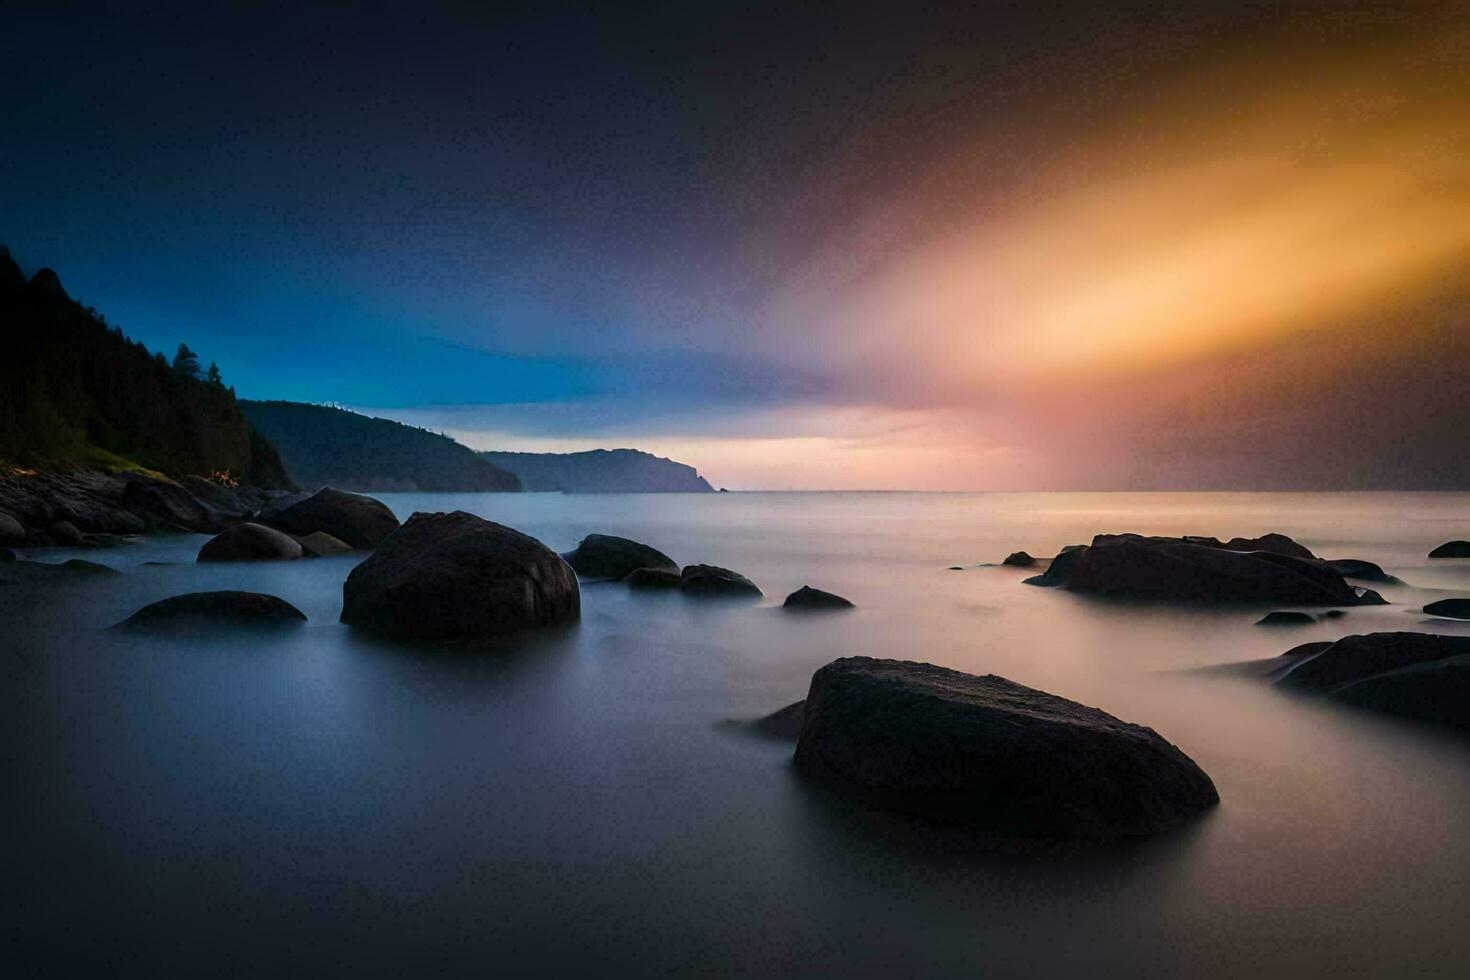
[173,342,201,379]
[207,361,223,385]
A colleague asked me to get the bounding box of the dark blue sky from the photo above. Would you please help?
[5,1,1465,488]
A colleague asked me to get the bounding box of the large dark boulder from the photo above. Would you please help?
[1027,532,1363,605]
[680,564,761,598]
[1423,598,1470,621]
[267,487,399,549]
[115,591,306,630]
[1429,541,1470,558]
[563,533,677,580]
[197,522,303,562]
[783,585,854,610]
[340,510,579,638]
[793,658,1218,839]
[1276,633,1470,696]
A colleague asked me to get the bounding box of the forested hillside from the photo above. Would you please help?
[0,246,293,487]
[240,400,522,492]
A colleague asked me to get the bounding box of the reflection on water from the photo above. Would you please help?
[6,492,1470,976]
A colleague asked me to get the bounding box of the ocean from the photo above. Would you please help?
[7,491,1470,976]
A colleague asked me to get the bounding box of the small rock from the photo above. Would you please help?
[948,566,964,571]
[1002,551,1037,567]
[297,531,353,557]
[1323,558,1397,583]
[1429,541,1470,559]
[115,591,306,630]
[680,564,761,598]
[623,567,682,589]
[48,520,83,546]
[0,510,24,546]
[750,700,805,739]
[197,522,304,562]
[783,585,854,610]
[1324,609,1346,619]
[1424,598,1470,620]
[1257,611,1317,626]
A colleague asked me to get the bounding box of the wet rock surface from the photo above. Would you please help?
[680,564,761,598]
[197,522,304,562]
[115,591,306,629]
[266,487,400,549]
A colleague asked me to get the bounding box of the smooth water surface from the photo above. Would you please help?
[6,492,1470,976]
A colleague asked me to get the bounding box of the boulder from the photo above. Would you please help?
[340,510,579,639]
[1275,633,1470,696]
[783,585,854,610]
[1424,598,1470,620]
[1221,533,1317,559]
[1322,558,1397,583]
[0,510,24,545]
[1257,611,1317,626]
[266,487,399,549]
[623,567,682,589]
[1027,532,1362,605]
[115,591,306,630]
[793,657,1218,838]
[197,522,304,562]
[563,533,678,580]
[1429,541,1470,558]
[680,564,761,598]
[1002,551,1037,567]
[297,531,353,557]
[48,520,83,546]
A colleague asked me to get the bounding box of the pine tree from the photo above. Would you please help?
[206,361,223,385]
[173,342,201,379]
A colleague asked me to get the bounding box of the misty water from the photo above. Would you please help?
[7,491,1470,976]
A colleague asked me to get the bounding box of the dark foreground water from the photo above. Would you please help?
[6,492,1470,977]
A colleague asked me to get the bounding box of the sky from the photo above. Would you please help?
[3,1,1467,489]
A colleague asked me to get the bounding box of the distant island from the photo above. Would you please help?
[481,449,715,493]
[241,400,521,492]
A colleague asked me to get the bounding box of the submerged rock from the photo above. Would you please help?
[783,585,854,610]
[564,533,678,580]
[793,657,1218,838]
[115,591,306,629]
[623,567,682,589]
[680,564,761,598]
[340,510,579,639]
[197,522,303,562]
[1331,656,1470,730]
[297,530,353,557]
[1027,532,1363,605]
[267,487,399,549]
[1257,611,1317,626]
[1429,541,1470,558]
[1424,598,1470,620]
[1002,551,1037,567]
